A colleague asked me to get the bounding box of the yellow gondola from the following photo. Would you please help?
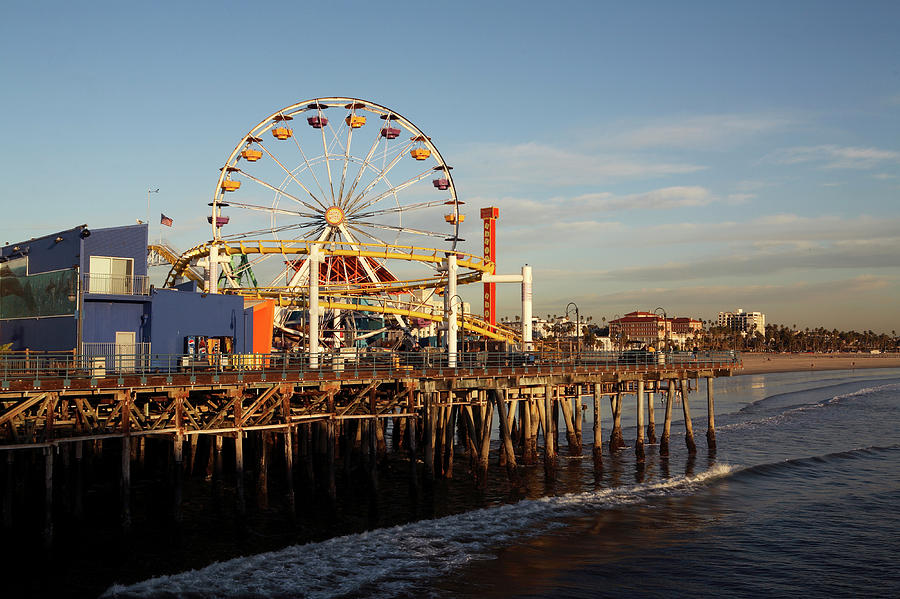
[410,148,431,160]
[241,148,263,162]
[272,127,293,140]
[345,115,366,128]
[444,213,465,224]
[221,180,241,192]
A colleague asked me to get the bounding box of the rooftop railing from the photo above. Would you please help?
[82,273,150,296]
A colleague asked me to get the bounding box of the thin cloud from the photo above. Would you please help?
[568,186,713,211]
[609,114,792,150]
[767,145,900,169]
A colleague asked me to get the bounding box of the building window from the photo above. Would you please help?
[88,256,134,294]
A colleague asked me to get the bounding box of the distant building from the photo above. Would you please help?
[608,311,701,349]
[718,308,765,335]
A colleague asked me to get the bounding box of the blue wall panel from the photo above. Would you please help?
[1,226,83,274]
[83,299,148,344]
[83,224,148,277]
[149,289,248,355]
[0,316,76,351]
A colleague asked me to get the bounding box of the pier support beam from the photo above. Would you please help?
[591,384,603,465]
[647,387,657,445]
[233,394,246,517]
[121,436,131,531]
[635,380,645,462]
[523,396,538,464]
[706,377,716,451]
[43,446,53,545]
[407,386,418,496]
[660,381,675,457]
[3,452,13,528]
[681,379,697,455]
[494,390,519,483]
[257,432,270,510]
[609,390,624,451]
[543,385,557,478]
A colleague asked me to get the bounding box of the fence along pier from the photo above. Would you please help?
[0,349,738,542]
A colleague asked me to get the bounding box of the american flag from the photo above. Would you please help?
[160,213,173,227]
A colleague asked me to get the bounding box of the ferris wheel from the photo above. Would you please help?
[208,97,463,295]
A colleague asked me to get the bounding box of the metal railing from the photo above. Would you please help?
[0,349,740,387]
[82,273,150,296]
[80,342,152,374]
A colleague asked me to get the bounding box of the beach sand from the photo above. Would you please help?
[739,352,900,375]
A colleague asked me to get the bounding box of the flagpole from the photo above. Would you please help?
[147,187,159,243]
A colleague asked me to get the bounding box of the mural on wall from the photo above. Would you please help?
[0,257,77,319]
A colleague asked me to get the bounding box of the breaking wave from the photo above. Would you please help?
[103,465,736,599]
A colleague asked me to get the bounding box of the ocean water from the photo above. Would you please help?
[100,368,900,598]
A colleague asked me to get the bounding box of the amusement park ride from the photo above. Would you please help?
[158,98,534,363]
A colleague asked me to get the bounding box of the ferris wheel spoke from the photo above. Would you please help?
[352,199,448,219]
[344,223,391,246]
[288,128,331,205]
[236,167,324,214]
[344,140,415,213]
[348,169,437,215]
[337,112,356,206]
[223,199,319,219]
[318,109,337,202]
[252,143,329,211]
[221,221,319,241]
[352,220,449,240]
[341,132,382,208]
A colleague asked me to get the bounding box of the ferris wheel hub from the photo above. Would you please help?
[324,206,345,226]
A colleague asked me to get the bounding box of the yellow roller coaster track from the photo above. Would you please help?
[234,291,519,342]
[164,239,494,289]
[149,243,206,283]
[164,240,516,341]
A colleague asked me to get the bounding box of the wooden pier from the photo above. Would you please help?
[0,350,739,541]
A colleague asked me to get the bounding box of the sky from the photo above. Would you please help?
[1,1,898,333]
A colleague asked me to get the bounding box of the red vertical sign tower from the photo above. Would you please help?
[480,206,499,326]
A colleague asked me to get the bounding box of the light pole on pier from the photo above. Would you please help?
[655,307,668,352]
[566,302,580,356]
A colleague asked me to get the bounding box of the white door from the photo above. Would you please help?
[115,331,136,372]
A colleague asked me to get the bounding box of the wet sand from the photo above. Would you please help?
[739,352,900,375]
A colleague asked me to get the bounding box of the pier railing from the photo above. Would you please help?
[0,349,739,389]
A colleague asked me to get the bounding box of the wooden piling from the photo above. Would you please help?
[442,404,456,479]
[326,392,337,503]
[574,392,583,454]
[559,387,578,455]
[424,393,435,482]
[647,387,657,445]
[592,383,602,466]
[257,432,270,510]
[234,394,246,517]
[73,441,83,519]
[407,385,418,495]
[523,395,538,464]
[543,385,557,478]
[173,432,184,522]
[43,446,53,544]
[660,381,675,457]
[681,379,697,454]
[3,452,12,528]
[609,390,625,451]
[706,377,716,451]
[121,436,131,530]
[494,390,518,482]
[635,380,645,462]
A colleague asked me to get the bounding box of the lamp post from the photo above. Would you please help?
[147,187,159,243]
[654,307,668,353]
[565,302,580,357]
[448,294,464,367]
[612,313,620,352]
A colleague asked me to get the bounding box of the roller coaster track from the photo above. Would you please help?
[163,240,494,289]
[226,289,520,342]
[148,243,205,283]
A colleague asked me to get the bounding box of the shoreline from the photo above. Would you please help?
[738,352,900,375]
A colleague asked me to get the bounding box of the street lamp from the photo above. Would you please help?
[565,302,580,356]
[612,313,621,352]
[654,307,668,352]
